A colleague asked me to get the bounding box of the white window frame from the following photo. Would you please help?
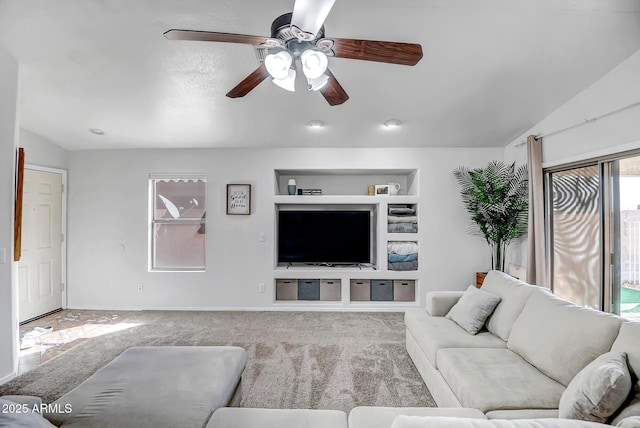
[149,173,207,272]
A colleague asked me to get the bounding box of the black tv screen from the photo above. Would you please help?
[278,210,371,265]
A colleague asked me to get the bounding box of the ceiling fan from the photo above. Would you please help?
[164,0,423,106]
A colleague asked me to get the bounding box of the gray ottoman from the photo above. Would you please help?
[207,408,348,428]
[45,346,246,428]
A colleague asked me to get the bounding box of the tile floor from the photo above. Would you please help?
[18,309,136,375]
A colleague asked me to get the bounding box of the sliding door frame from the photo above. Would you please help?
[544,148,640,314]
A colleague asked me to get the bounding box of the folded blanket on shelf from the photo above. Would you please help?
[388,207,416,215]
[387,241,419,255]
[388,260,419,271]
[388,253,418,262]
[388,215,418,224]
[388,223,418,233]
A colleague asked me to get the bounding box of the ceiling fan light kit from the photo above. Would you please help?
[264,51,293,79]
[272,69,297,92]
[164,0,423,106]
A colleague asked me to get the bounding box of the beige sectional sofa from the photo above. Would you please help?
[402,270,640,425]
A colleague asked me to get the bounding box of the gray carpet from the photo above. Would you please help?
[0,311,435,412]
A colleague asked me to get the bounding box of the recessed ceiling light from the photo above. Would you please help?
[89,128,105,135]
[384,119,401,128]
[308,120,324,128]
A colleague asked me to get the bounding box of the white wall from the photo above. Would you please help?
[505,48,640,165]
[504,48,640,274]
[66,147,503,310]
[0,46,19,383]
[19,128,68,169]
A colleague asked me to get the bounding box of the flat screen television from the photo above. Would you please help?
[278,210,371,265]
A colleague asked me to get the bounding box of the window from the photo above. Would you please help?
[150,175,206,271]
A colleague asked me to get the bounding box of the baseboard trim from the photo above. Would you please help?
[0,370,17,386]
[20,308,63,326]
[66,305,413,313]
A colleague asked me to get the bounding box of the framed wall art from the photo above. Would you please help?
[14,147,24,261]
[226,184,251,215]
[374,184,389,196]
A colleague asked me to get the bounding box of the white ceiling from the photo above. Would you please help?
[1,0,639,150]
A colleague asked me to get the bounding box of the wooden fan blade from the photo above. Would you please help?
[226,64,270,98]
[164,29,269,45]
[291,0,336,40]
[331,38,423,66]
[319,69,349,106]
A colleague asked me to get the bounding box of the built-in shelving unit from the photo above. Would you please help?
[272,168,420,307]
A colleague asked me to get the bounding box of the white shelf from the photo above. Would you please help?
[274,195,419,205]
[272,168,420,306]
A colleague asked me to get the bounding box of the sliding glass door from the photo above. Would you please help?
[548,165,601,309]
[546,152,640,319]
[611,156,640,320]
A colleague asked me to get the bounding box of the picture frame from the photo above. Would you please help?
[226,184,251,215]
[14,148,25,261]
[374,184,389,196]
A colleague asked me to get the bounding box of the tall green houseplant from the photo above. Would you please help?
[453,161,529,272]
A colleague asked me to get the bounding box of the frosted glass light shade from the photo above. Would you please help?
[265,51,293,80]
[272,68,296,92]
[301,49,328,79]
[307,73,329,91]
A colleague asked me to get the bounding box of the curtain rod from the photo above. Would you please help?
[514,99,640,147]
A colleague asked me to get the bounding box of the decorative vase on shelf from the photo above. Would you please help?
[287,179,297,195]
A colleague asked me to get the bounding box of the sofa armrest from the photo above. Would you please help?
[425,291,465,316]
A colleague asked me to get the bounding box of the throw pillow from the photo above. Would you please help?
[0,398,57,428]
[559,351,632,423]
[445,285,501,335]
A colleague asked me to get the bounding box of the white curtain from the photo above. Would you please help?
[526,135,547,287]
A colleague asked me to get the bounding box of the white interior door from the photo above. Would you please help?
[18,168,64,323]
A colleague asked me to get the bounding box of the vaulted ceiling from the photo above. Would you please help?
[1,0,639,150]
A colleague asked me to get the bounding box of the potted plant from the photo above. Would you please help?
[453,161,528,272]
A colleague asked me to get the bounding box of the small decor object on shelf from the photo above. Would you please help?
[388,182,401,195]
[297,188,322,195]
[226,184,251,215]
[287,178,297,195]
[375,184,389,195]
[368,185,375,195]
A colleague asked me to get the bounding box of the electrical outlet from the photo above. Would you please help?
[259,232,266,242]
[259,283,265,293]
[137,283,143,292]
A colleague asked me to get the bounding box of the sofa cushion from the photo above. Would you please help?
[481,270,546,341]
[559,351,631,423]
[390,416,608,428]
[404,309,507,368]
[445,285,501,335]
[616,416,640,428]
[507,291,622,386]
[437,348,565,412]
[348,407,486,428]
[485,409,559,420]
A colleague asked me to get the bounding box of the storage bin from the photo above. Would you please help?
[320,279,341,301]
[393,280,416,301]
[275,279,298,300]
[371,279,394,301]
[350,279,371,301]
[298,279,320,300]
